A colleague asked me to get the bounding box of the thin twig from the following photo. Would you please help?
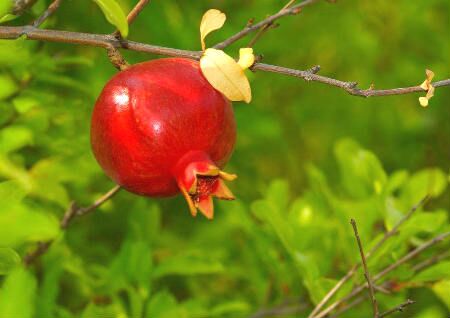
[247,0,296,48]
[24,185,121,265]
[378,299,415,318]
[32,0,63,27]
[412,250,450,272]
[126,0,150,25]
[250,301,307,318]
[109,0,151,69]
[308,196,429,318]
[314,231,450,318]
[112,0,150,37]
[0,26,448,98]
[214,0,320,50]
[350,219,379,318]
[328,295,366,318]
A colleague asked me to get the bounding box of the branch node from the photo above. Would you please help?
[106,46,130,71]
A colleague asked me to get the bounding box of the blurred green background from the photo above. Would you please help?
[0,0,449,317]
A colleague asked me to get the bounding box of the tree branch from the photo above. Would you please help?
[32,0,63,27]
[412,249,450,272]
[308,196,428,318]
[246,0,296,48]
[126,0,150,25]
[109,0,151,70]
[314,231,450,318]
[24,185,121,265]
[378,299,415,318]
[213,0,320,50]
[0,26,448,98]
[350,219,379,318]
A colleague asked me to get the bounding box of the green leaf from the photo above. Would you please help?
[0,180,28,203]
[92,0,129,37]
[0,268,37,318]
[432,280,450,310]
[412,262,450,283]
[334,138,387,199]
[209,301,250,316]
[13,96,39,113]
[145,291,180,318]
[0,13,16,23]
[107,239,152,290]
[0,125,33,154]
[0,247,21,275]
[0,1,12,18]
[81,302,127,318]
[0,74,18,100]
[0,203,60,247]
[153,252,224,278]
[401,168,447,202]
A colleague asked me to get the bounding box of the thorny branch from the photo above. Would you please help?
[24,185,121,265]
[350,219,379,317]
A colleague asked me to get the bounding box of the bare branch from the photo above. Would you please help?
[24,185,121,265]
[412,249,450,272]
[328,296,366,318]
[253,63,450,98]
[32,0,63,27]
[109,0,151,69]
[350,219,379,318]
[0,26,448,98]
[308,196,428,318]
[250,301,307,318]
[213,0,320,50]
[126,0,150,25]
[378,299,415,318]
[113,0,151,38]
[314,231,450,318]
[247,0,296,48]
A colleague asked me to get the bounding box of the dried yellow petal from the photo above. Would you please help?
[425,69,435,81]
[200,9,226,51]
[420,80,428,90]
[237,48,255,70]
[419,97,429,107]
[418,69,435,107]
[426,85,435,99]
[200,48,252,103]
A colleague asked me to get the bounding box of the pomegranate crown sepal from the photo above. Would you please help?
[172,151,236,219]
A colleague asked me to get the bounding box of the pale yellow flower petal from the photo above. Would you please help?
[420,80,429,90]
[237,48,255,70]
[419,97,429,107]
[425,69,435,81]
[426,85,435,99]
[200,9,226,51]
[200,48,252,103]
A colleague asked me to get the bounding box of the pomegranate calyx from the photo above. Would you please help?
[173,151,236,219]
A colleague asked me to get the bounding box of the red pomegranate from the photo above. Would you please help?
[91,58,237,219]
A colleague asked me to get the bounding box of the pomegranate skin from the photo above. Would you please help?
[91,58,236,199]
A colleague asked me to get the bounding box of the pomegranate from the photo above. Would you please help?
[91,58,237,219]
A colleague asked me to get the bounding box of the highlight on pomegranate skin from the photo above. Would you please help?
[90,58,237,219]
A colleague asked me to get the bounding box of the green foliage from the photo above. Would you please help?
[0,268,37,318]
[92,0,129,37]
[0,0,449,317]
